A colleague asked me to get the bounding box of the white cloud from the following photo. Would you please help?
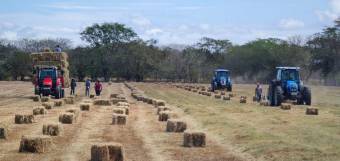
[315,0,340,21]
[145,28,163,35]
[131,16,152,28]
[43,2,98,10]
[175,6,202,11]
[330,0,340,13]
[279,19,305,29]
[200,24,210,30]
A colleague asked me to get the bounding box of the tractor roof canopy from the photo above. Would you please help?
[276,67,300,70]
[215,69,229,72]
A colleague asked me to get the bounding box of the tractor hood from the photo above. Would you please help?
[286,80,298,93]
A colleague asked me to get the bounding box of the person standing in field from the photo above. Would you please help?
[70,78,77,95]
[55,45,62,52]
[95,80,102,96]
[85,79,91,97]
[255,82,263,102]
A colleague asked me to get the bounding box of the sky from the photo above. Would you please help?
[0,0,339,46]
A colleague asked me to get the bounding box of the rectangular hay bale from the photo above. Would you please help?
[41,97,50,102]
[281,103,291,110]
[0,124,8,139]
[15,114,35,124]
[59,113,75,124]
[80,103,91,111]
[33,107,47,115]
[64,97,75,104]
[54,100,64,107]
[166,119,187,132]
[43,123,63,136]
[158,111,177,122]
[42,102,54,110]
[112,114,127,125]
[19,135,53,153]
[183,131,206,147]
[94,99,112,106]
[91,143,124,161]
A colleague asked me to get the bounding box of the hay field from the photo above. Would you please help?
[135,83,340,161]
[0,81,243,161]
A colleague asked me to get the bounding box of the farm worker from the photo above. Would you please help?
[70,79,77,95]
[95,80,103,96]
[255,82,262,102]
[85,79,91,97]
[55,45,62,52]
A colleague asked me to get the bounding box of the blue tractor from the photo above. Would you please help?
[211,69,232,92]
[267,67,311,106]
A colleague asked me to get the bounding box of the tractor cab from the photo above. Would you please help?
[276,67,301,97]
[211,69,232,91]
[267,67,311,106]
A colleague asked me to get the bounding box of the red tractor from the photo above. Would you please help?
[33,66,65,99]
[31,50,69,99]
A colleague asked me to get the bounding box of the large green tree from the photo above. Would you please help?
[80,23,138,48]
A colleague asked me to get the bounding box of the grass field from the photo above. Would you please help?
[135,83,340,161]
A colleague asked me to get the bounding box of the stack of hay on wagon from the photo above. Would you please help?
[30,49,70,88]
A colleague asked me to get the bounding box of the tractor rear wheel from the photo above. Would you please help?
[227,85,232,92]
[303,87,311,105]
[274,86,283,106]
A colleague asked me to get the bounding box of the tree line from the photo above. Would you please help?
[0,21,340,85]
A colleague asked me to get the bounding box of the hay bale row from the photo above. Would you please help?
[113,108,126,115]
[166,119,187,132]
[240,96,247,103]
[91,143,124,161]
[117,106,129,115]
[0,124,8,139]
[54,100,64,107]
[66,108,80,120]
[19,135,53,153]
[159,111,177,122]
[59,113,75,124]
[42,102,54,110]
[223,96,231,101]
[281,103,291,110]
[31,95,40,102]
[94,99,112,106]
[214,94,221,99]
[112,114,127,125]
[43,123,63,136]
[80,103,91,111]
[183,131,206,147]
[110,93,119,98]
[157,106,171,115]
[41,97,50,102]
[112,98,127,104]
[229,93,236,97]
[33,107,47,115]
[117,102,129,107]
[306,107,318,115]
[63,97,75,104]
[15,114,35,124]
[153,99,165,107]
